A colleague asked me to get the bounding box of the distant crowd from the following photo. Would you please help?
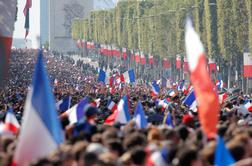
[0,49,252,166]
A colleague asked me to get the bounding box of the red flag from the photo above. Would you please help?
[176,55,181,69]
[122,48,127,59]
[0,0,17,87]
[163,58,170,69]
[140,52,146,65]
[149,54,154,65]
[208,58,217,72]
[184,57,189,73]
[244,52,252,78]
[135,52,140,63]
[185,19,219,138]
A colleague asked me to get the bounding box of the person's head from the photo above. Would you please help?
[176,147,202,166]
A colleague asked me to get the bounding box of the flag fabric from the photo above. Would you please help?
[158,99,170,110]
[176,55,181,69]
[98,69,107,84]
[184,57,189,73]
[146,149,168,166]
[12,50,64,166]
[167,89,176,97]
[165,112,174,128]
[163,58,170,69]
[182,90,197,111]
[149,54,154,65]
[133,102,147,129]
[140,52,146,65]
[208,58,217,72]
[151,81,160,96]
[107,100,118,113]
[5,108,20,134]
[122,69,135,84]
[56,96,71,113]
[122,47,127,59]
[185,19,219,138]
[243,52,252,78]
[244,101,252,112]
[218,93,228,104]
[23,0,32,39]
[61,97,89,124]
[214,136,235,166]
[104,110,118,125]
[115,96,131,124]
[135,52,140,63]
[0,0,17,87]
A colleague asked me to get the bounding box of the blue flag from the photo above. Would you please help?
[214,136,235,166]
[133,102,147,129]
[98,69,106,83]
[165,112,174,128]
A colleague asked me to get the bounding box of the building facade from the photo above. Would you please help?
[40,0,49,47]
[48,0,115,52]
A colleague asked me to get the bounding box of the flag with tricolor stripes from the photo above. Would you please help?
[185,18,219,138]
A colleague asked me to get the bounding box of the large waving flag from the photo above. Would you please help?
[5,108,20,134]
[185,19,219,138]
[133,102,147,129]
[151,81,160,97]
[115,96,131,124]
[214,136,235,166]
[12,50,64,166]
[0,0,17,87]
[61,97,89,124]
[23,0,32,38]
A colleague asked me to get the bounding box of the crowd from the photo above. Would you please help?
[0,49,252,166]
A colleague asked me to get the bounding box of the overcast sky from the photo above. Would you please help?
[13,0,40,48]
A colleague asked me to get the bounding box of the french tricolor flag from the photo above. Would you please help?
[5,108,20,134]
[185,19,219,138]
[12,51,64,166]
[122,69,135,84]
[244,101,252,112]
[182,90,197,111]
[107,100,117,113]
[151,81,160,97]
[115,96,131,125]
[167,89,176,97]
[61,97,89,124]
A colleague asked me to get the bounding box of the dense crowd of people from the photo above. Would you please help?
[1,49,252,166]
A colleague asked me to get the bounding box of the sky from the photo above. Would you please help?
[13,0,40,48]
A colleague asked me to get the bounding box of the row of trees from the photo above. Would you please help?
[72,0,251,59]
[71,0,252,89]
